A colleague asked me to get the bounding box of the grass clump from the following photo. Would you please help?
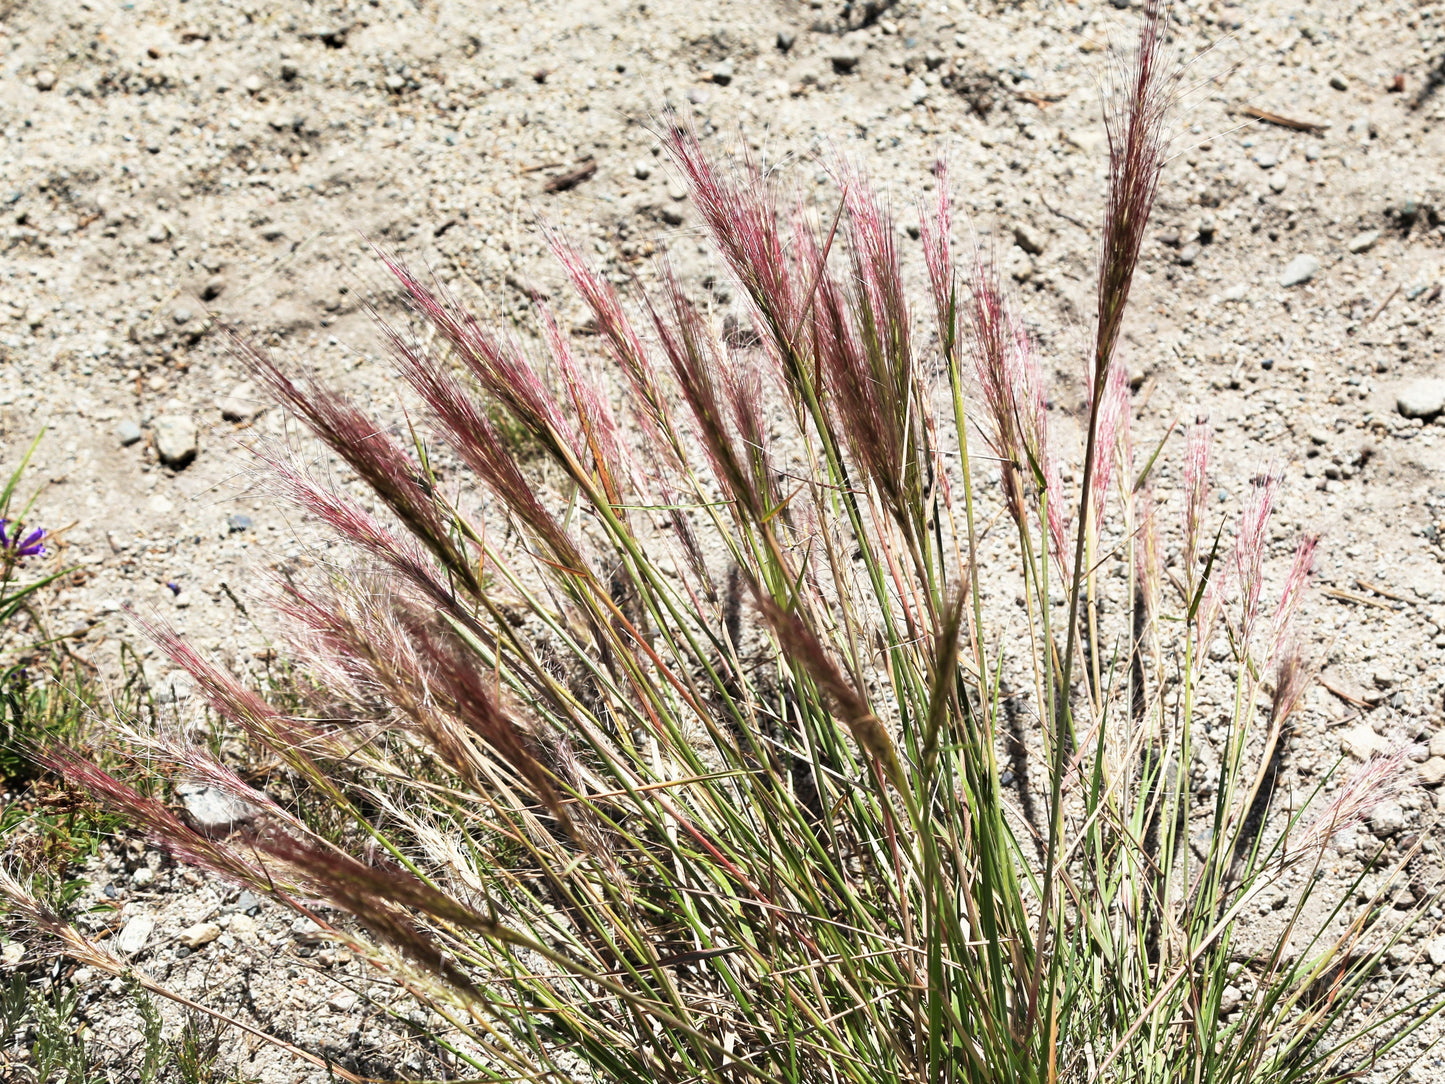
[5,4,1441,1082]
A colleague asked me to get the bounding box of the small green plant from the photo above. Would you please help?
[6,3,1440,1083]
[21,981,101,1084]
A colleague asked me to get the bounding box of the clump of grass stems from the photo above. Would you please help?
[5,3,1442,1081]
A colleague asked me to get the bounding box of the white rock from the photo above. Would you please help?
[131,867,155,887]
[1398,378,1445,419]
[1280,254,1320,287]
[227,914,259,938]
[1427,935,1445,968]
[178,921,221,949]
[1430,731,1445,759]
[152,414,198,467]
[1221,283,1249,302]
[116,914,155,955]
[328,991,359,1012]
[1,942,24,967]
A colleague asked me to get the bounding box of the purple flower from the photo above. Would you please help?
[0,519,45,560]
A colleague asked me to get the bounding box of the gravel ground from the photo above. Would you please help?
[3,0,1445,1078]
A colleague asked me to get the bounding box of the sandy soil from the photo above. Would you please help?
[3,0,1445,1078]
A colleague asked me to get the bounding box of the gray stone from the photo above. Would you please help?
[1396,378,1445,419]
[830,52,859,74]
[1280,254,1320,287]
[146,221,171,243]
[1347,229,1380,254]
[178,784,259,836]
[131,867,154,888]
[384,73,405,92]
[776,30,795,52]
[217,382,264,422]
[153,414,197,467]
[172,305,194,326]
[328,991,359,1013]
[116,914,155,955]
[1178,242,1200,266]
[226,513,252,533]
[1268,173,1288,194]
[711,60,734,86]
[1253,148,1279,169]
[1330,73,1348,91]
[1430,731,1445,759]
[116,420,143,447]
[201,276,225,301]
[178,921,221,949]
[35,69,56,91]
[1367,798,1407,837]
[1427,935,1445,967]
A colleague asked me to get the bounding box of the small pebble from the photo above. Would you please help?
[830,52,860,74]
[1347,229,1380,254]
[711,60,734,86]
[328,991,359,1013]
[243,74,263,94]
[201,276,225,301]
[280,61,299,81]
[172,305,194,326]
[1280,254,1320,287]
[1268,173,1288,194]
[384,73,406,91]
[227,513,253,533]
[35,69,56,91]
[632,160,651,180]
[131,867,155,888]
[1427,935,1445,968]
[776,30,795,52]
[1330,73,1349,91]
[116,420,143,447]
[1253,148,1279,169]
[1177,242,1200,266]
[1430,731,1445,759]
[1221,283,1249,302]
[228,914,258,938]
[146,221,171,243]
